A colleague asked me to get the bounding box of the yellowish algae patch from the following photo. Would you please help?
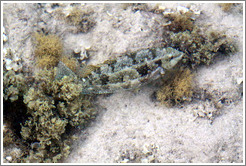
[34,32,63,69]
[156,68,193,106]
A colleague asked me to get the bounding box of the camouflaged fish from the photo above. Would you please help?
[56,47,184,94]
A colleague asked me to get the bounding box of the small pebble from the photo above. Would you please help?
[3,48,7,56]
[3,26,6,34]
[177,6,189,14]
[120,158,129,163]
[236,77,243,85]
[158,5,165,10]
[74,47,81,54]
[141,158,149,163]
[3,34,8,43]
[6,156,12,162]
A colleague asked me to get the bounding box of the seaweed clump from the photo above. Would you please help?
[3,70,27,102]
[34,32,63,69]
[218,3,234,12]
[131,3,149,12]
[3,64,96,162]
[3,69,31,162]
[34,33,80,72]
[65,6,96,33]
[3,122,28,163]
[163,11,194,33]
[116,143,160,163]
[162,9,236,68]
[20,68,96,162]
[156,68,193,106]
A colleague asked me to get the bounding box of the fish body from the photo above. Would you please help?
[56,47,184,94]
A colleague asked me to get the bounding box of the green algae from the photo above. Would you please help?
[3,70,27,102]
[3,68,96,163]
[65,6,96,33]
[162,10,236,69]
[156,68,193,106]
[34,32,63,69]
[21,68,96,162]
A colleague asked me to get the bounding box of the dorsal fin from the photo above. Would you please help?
[55,61,77,80]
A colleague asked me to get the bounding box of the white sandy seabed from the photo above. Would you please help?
[3,3,244,163]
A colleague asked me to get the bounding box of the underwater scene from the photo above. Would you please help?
[2,2,244,163]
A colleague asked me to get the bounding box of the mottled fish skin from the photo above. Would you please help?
[56,47,184,94]
[55,61,77,80]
